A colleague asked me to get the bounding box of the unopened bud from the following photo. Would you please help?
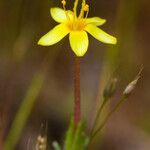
[123,76,140,98]
[83,4,89,12]
[103,78,118,99]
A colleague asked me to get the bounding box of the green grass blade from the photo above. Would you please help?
[4,73,45,150]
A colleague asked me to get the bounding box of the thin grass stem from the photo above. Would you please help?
[4,73,45,150]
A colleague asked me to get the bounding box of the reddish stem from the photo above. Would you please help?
[74,56,81,126]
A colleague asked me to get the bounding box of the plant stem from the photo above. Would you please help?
[90,97,108,135]
[74,56,81,126]
[91,96,127,140]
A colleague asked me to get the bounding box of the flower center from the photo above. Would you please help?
[61,0,89,31]
[67,19,86,31]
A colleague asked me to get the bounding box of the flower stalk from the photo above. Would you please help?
[74,56,81,126]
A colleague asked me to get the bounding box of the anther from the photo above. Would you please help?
[61,0,66,10]
[83,4,89,12]
[61,0,66,6]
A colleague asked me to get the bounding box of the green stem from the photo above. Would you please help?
[90,97,108,135]
[91,96,127,140]
[4,73,45,150]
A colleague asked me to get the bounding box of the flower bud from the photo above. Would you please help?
[123,76,140,98]
[103,78,118,99]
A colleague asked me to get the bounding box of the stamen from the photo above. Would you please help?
[61,0,70,21]
[84,4,89,18]
[61,0,66,10]
[79,0,86,18]
[83,4,89,12]
[73,0,79,18]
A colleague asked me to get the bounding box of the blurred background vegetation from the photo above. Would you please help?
[0,0,150,149]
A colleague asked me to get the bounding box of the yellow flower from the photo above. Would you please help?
[38,0,117,57]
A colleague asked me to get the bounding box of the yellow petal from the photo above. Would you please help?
[85,24,117,44]
[69,31,89,57]
[38,24,69,46]
[50,7,73,23]
[85,17,106,26]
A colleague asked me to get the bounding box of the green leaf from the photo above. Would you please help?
[72,122,89,150]
[64,119,89,150]
[64,119,75,150]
